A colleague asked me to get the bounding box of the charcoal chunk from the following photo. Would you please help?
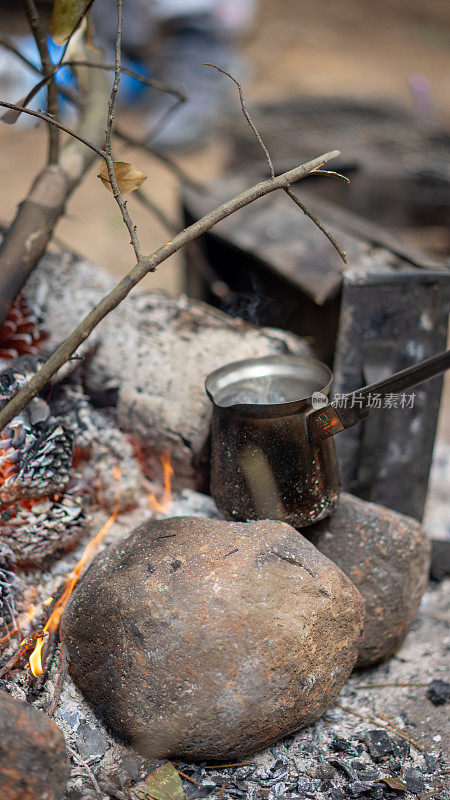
[403,768,425,794]
[365,730,393,762]
[426,679,450,706]
[332,738,360,756]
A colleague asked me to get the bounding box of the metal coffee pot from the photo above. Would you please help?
[205,350,450,528]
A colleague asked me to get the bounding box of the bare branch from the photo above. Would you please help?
[146,95,185,142]
[0,36,81,108]
[70,60,185,100]
[204,62,275,179]
[0,51,109,328]
[21,0,60,162]
[206,63,347,263]
[102,0,142,261]
[0,150,340,432]
[0,101,104,155]
[284,186,348,264]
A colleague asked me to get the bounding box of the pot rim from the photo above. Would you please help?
[205,355,333,418]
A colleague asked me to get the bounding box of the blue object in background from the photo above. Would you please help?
[0,34,152,127]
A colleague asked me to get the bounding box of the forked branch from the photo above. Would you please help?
[0,150,340,432]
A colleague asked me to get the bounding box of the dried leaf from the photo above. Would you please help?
[98,161,147,195]
[50,0,88,45]
[141,762,185,800]
[380,776,407,791]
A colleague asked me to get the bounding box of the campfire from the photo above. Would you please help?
[0,250,448,800]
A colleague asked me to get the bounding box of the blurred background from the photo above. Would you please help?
[0,0,449,534]
[0,0,449,294]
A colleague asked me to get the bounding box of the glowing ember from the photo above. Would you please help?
[0,604,38,647]
[28,464,121,678]
[148,451,173,514]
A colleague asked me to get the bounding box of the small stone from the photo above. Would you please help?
[426,679,450,706]
[308,493,430,667]
[75,721,110,760]
[365,730,394,762]
[0,689,70,800]
[403,767,425,794]
[61,517,364,762]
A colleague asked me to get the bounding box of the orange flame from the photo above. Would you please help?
[148,451,173,514]
[29,511,118,676]
[0,604,38,647]
[29,468,122,677]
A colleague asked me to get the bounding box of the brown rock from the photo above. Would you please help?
[0,690,70,800]
[307,492,431,668]
[61,517,364,762]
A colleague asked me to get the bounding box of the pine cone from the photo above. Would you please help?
[0,295,46,360]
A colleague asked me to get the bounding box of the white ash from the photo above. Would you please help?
[2,495,449,800]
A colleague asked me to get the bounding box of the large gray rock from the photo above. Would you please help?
[307,492,431,668]
[24,252,311,489]
[0,690,70,800]
[61,516,364,762]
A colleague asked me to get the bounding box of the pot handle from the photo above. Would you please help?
[308,348,450,444]
[308,402,370,443]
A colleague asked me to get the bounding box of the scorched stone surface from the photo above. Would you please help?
[61,516,364,762]
[308,492,431,668]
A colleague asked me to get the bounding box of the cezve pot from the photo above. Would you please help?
[205,349,450,528]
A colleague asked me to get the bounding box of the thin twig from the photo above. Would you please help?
[146,95,185,142]
[67,745,101,794]
[205,62,347,263]
[102,0,142,261]
[0,37,80,107]
[1,58,181,125]
[0,101,104,155]
[354,682,428,690]
[0,629,44,678]
[71,60,184,100]
[21,0,60,162]
[47,643,69,716]
[0,150,340,432]
[284,186,348,263]
[204,63,275,179]
[176,770,201,786]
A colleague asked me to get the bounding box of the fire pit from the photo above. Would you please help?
[0,249,449,800]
